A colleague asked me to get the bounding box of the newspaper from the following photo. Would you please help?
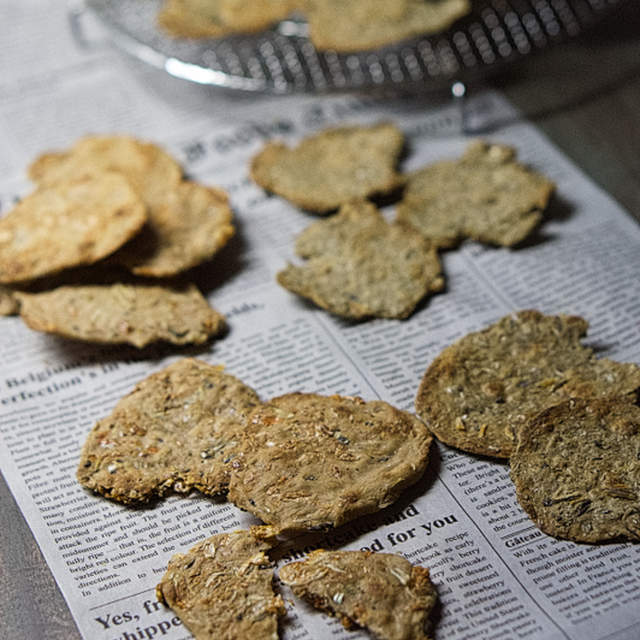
[2,2,640,640]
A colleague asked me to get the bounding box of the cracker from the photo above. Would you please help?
[396,141,555,249]
[16,282,226,348]
[510,393,640,543]
[415,310,640,458]
[277,200,443,320]
[250,123,405,213]
[77,358,260,503]
[280,549,438,640]
[0,285,20,316]
[0,173,146,284]
[305,0,471,53]
[111,180,235,277]
[227,392,432,534]
[156,529,285,640]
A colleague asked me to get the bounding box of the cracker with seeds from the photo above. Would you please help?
[510,393,640,543]
[16,282,226,348]
[415,310,640,458]
[305,0,471,53]
[157,529,285,640]
[280,549,438,640]
[396,141,555,249]
[29,135,234,277]
[158,0,299,39]
[0,173,147,284]
[228,392,432,534]
[277,200,444,320]
[250,123,405,213]
[77,359,261,503]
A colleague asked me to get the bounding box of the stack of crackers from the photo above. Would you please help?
[0,135,235,348]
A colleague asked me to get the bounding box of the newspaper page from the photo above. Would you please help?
[2,3,640,640]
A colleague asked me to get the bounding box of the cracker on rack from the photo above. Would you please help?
[277,200,444,319]
[157,529,285,640]
[228,392,432,534]
[280,549,438,640]
[250,123,405,213]
[510,393,640,543]
[396,141,555,249]
[0,173,146,284]
[415,310,640,458]
[16,282,226,348]
[77,358,260,503]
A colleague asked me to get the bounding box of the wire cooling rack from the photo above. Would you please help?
[75,0,628,94]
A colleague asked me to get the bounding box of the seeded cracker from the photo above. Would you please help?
[156,529,285,640]
[16,282,226,349]
[305,0,471,53]
[415,310,640,458]
[277,200,444,320]
[77,359,261,503]
[0,173,146,284]
[250,123,405,213]
[280,549,438,640]
[396,141,555,249]
[228,392,432,534]
[510,394,640,543]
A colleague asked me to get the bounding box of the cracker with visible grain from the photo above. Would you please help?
[156,529,285,640]
[250,123,405,213]
[396,141,555,249]
[277,200,443,319]
[510,393,640,543]
[77,359,261,503]
[16,282,226,348]
[228,392,432,534]
[0,173,147,284]
[305,0,471,52]
[415,310,640,458]
[280,549,438,640]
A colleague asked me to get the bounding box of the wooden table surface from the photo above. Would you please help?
[1,2,639,638]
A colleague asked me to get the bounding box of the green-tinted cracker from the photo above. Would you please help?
[77,358,261,504]
[16,282,226,348]
[415,310,640,458]
[396,141,555,249]
[156,529,285,640]
[228,392,432,534]
[277,200,444,320]
[280,549,438,640]
[511,393,640,543]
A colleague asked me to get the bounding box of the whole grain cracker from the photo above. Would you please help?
[277,200,444,320]
[77,358,260,503]
[156,529,285,640]
[305,0,471,53]
[250,122,405,213]
[0,173,147,284]
[396,141,555,249]
[228,392,432,534]
[510,393,640,543]
[280,549,438,640]
[16,282,226,348]
[415,310,640,458]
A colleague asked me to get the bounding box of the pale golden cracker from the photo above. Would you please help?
[277,200,444,319]
[415,310,640,458]
[157,529,285,640]
[77,358,260,503]
[228,392,432,534]
[16,282,226,348]
[396,141,555,249]
[511,393,640,543]
[280,549,438,640]
[305,0,471,52]
[250,122,405,213]
[0,173,146,284]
